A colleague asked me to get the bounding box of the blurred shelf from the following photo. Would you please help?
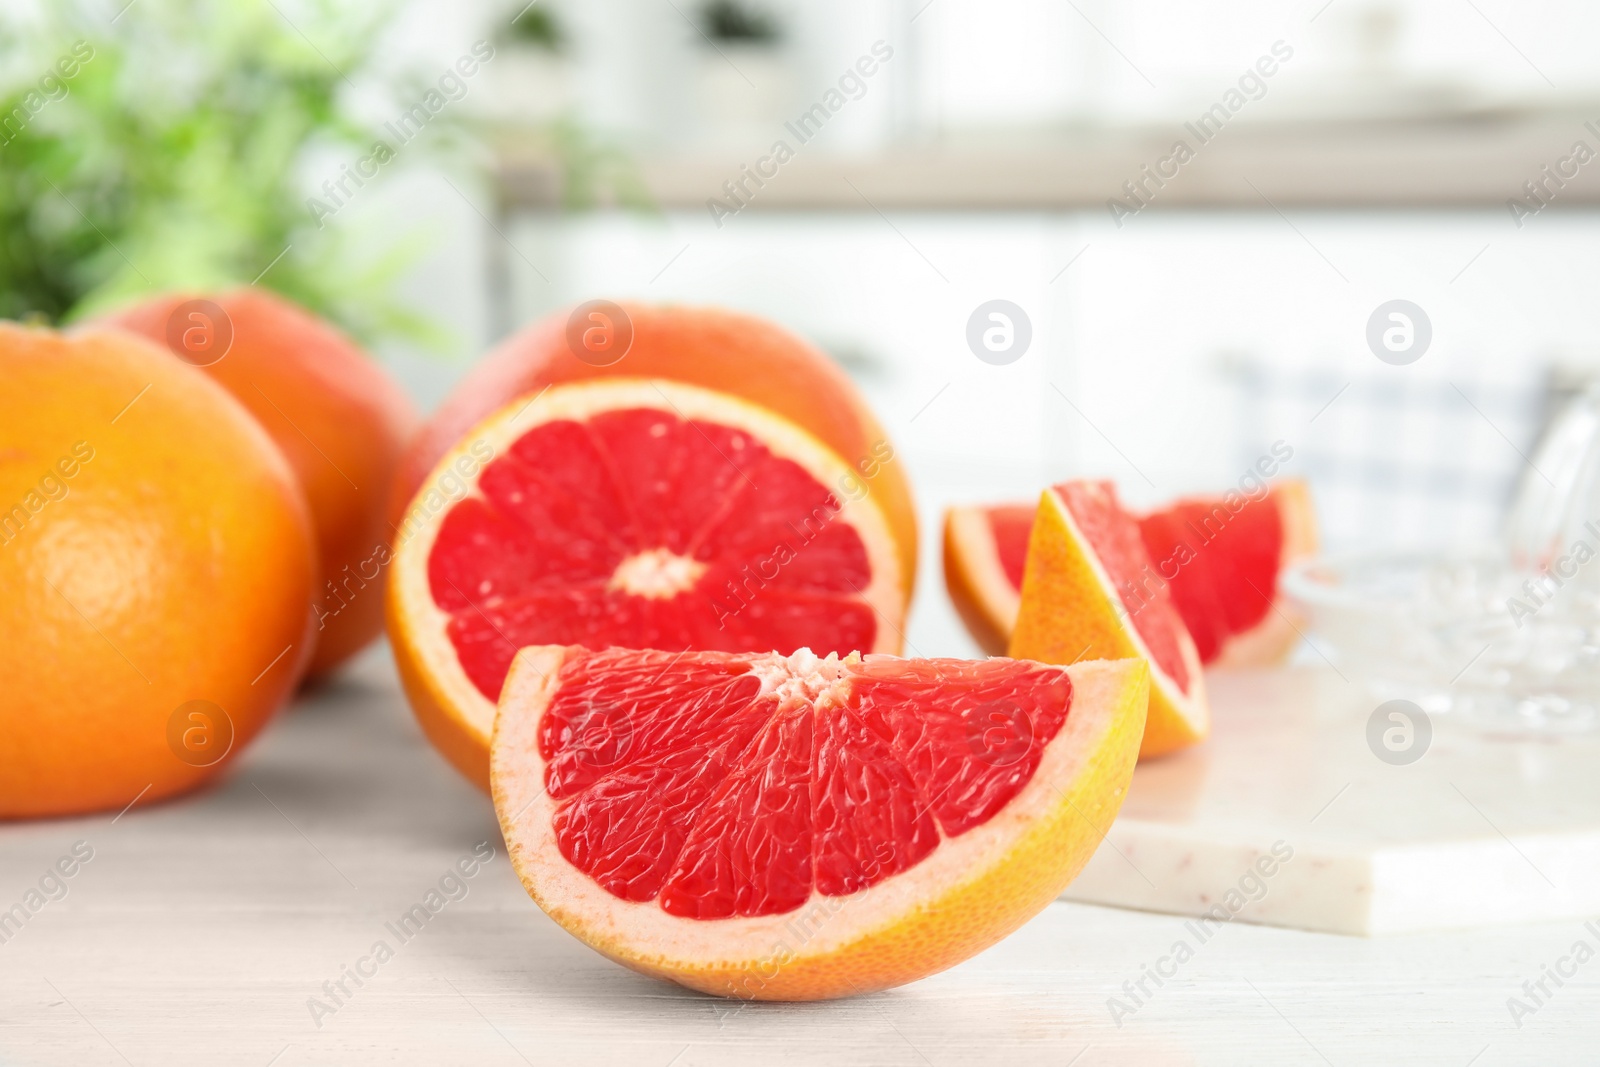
[497,109,1600,212]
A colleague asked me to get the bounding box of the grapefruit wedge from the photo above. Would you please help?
[1007,481,1209,759]
[492,644,1149,1000]
[1137,480,1317,666]
[946,481,1316,665]
[388,379,906,788]
[944,503,1036,657]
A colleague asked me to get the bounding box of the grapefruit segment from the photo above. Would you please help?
[945,481,1316,666]
[1008,481,1209,759]
[1136,479,1317,666]
[493,644,1149,1000]
[388,380,905,789]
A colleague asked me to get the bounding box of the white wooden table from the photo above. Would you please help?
[2,648,1594,1066]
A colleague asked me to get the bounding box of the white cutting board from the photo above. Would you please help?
[1063,666,1600,934]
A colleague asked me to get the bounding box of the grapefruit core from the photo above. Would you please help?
[492,644,1150,1000]
[391,304,919,605]
[1007,481,1209,759]
[387,379,905,789]
[946,481,1316,666]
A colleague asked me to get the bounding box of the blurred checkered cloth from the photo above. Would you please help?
[1219,357,1581,551]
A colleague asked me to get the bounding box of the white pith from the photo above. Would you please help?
[752,648,857,709]
[391,378,907,746]
[1044,488,1209,736]
[492,646,1138,966]
[608,548,708,599]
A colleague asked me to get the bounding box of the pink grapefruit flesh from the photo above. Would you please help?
[946,482,1315,667]
[493,643,1150,999]
[1006,481,1208,759]
[429,408,880,700]
[388,379,904,789]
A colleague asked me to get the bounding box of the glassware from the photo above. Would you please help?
[1284,381,1600,735]
[1284,549,1600,732]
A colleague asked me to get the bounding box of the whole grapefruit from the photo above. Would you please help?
[103,289,418,678]
[391,304,917,602]
[0,324,317,818]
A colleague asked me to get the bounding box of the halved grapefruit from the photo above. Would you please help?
[388,379,906,789]
[391,304,919,605]
[946,481,1316,665]
[1007,481,1209,759]
[492,644,1149,1000]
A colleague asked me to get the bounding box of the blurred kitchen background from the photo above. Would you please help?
[8,0,1600,651]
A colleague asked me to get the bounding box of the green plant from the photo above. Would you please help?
[539,118,655,212]
[502,6,563,52]
[0,0,452,348]
[700,1,781,44]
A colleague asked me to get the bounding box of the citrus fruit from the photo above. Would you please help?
[1007,481,1209,759]
[0,324,316,818]
[1136,480,1317,666]
[391,303,916,603]
[944,503,1034,657]
[492,643,1149,1000]
[388,378,906,789]
[946,481,1316,666]
[102,288,418,679]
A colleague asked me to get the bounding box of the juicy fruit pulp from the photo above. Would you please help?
[988,504,1035,592]
[1053,482,1193,696]
[393,304,919,604]
[540,648,1071,919]
[1137,494,1285,663]
[1008,481,1208,759]
[494,644,1150,1000]
[428,407,878,704]
[389,379,906,791]
[952,484,1310,668]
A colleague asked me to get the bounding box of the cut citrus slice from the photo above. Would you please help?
[492,644,1149,1000]
[1137,480,1317,666]
[1007,481,1208,759]
[388,379,906,789]
[946,481,1316,666]
[392,304,919,605]
[944,503,1034,657]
